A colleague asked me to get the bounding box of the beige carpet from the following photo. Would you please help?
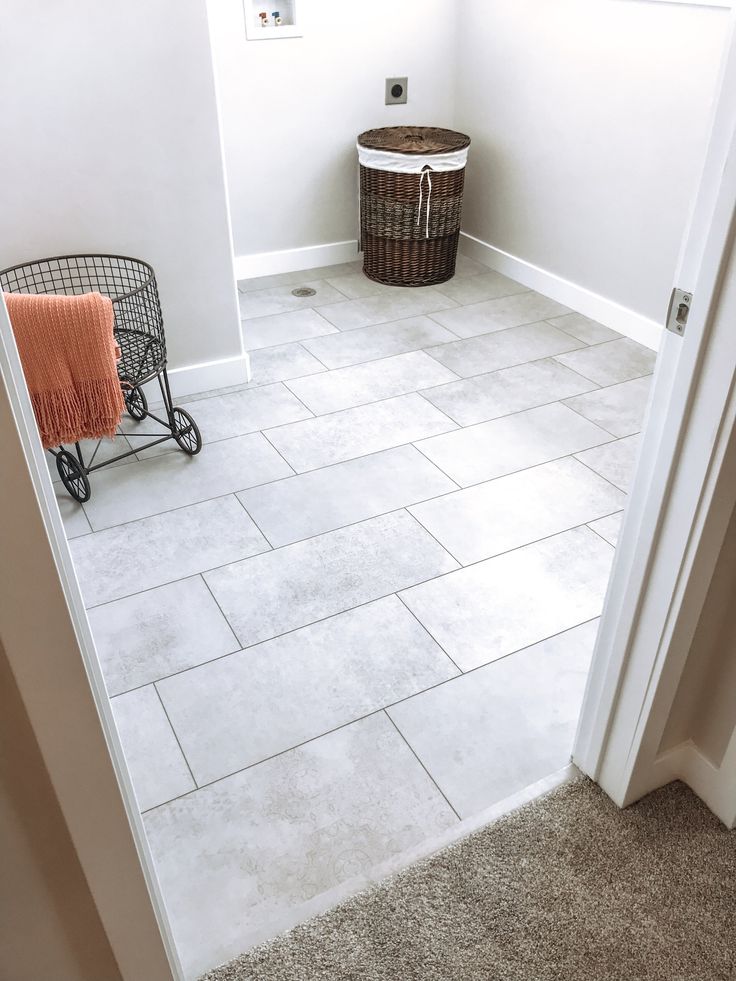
[201,779,736,981]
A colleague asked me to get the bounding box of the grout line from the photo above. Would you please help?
[395,592,463,675]
[233,493,276,549]
[383,710,462,822]
[137,608,606,818]
[586,522,620,548]
[152,682,199,790]
[280,379,317,418]
[413,389,463,431]
[403,508,463,569]
[410,443,462,490]
[573,452,632,495]
[561,399,622,438]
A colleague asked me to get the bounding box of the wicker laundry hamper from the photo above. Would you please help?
[358,126,471,287]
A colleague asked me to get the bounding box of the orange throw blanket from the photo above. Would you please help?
[4,291,125,448]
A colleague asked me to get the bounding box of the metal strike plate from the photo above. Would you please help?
[666,288,692,336]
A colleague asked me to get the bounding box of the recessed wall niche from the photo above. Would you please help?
[244,0,301,40]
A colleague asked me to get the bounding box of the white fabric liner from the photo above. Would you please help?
[357,144,469,174]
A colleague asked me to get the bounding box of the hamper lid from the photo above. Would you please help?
[357,126,470,155]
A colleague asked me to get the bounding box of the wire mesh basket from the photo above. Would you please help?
[1,253,202,502]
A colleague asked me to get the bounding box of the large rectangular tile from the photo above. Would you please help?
[400,526,613,671]
[72,496,269,607]
[204,510,458,648]
[245,343,327,386]
[426,321,585,378]
[575,435,640,491]
[588,511,624,547]
[112,686,195,812]
[83,433,292,530]
[555,338,657,386]
[316,289,456,331]
[431,290,569,339]
[433,271,528,306]
[563,376,652,437]
[87,576,239,695]
[178,384,312,442]
[158,596,458,784]
[239,445,456,547]
[410,458,625,565]
[264,393,457,473]
[546,312,621,345]
[243,309,338,351]
[324,272,402,299]
[55,488,91,539]
[303,316,457,369]
[239,279,348,319]
[421,357,597,427]
[388,621,598,818]
[416,402,613,487]
[286,351,456,415]
[238,261,362,293]
[144,713,457,978]
[121,384,310,445]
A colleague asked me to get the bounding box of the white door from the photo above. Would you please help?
[574,11,736,824]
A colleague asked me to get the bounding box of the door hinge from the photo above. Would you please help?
[666,287,692,336]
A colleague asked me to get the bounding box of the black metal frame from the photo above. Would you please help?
[0,253,202,502]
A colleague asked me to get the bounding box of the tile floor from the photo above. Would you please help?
[58,255,656,979]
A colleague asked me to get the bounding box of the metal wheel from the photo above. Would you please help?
[171,408,202,456]
[56,450,91,503]
[124,384,148,421]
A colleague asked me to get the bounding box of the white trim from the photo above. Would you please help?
[234,239,359,280]
[459,232,662,351]
[142,352,250,401]
[630,0,731,7]
[653,742,736,828]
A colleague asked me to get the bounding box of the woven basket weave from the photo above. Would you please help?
[358,126,471,287]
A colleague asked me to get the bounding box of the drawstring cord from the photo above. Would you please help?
[416,169,433,239]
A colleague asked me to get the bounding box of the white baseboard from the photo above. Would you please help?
[650,742,736,829]
[234,240,359,281]
[459,232,662,352]
[142,352,251,401]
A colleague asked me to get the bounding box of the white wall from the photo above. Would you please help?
[0,0,243,384]
[455,0,728,324]
[208,0,457,263]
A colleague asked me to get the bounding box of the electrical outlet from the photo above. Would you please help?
[385,77,408,106]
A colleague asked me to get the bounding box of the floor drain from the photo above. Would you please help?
[291,287,317,297]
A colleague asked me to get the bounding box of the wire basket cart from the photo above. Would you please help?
[0,254,202,502]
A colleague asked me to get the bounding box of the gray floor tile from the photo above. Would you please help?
[286,351,457,415]
[243,309,338,352]
[588,511,624,547]
[324,272,401,300]
[564,376,652,437]
[421,357,598,427]
[430,290,570,339]
[410,458,625,566]
[316,289,456,331]
[158,596,458,784]
[555,338,657,386]
[400,526,613,671]
[83,433,292,531]
[47,435,137,482]
[180,384,312,442]
[204,510,458,648]
[264,393,457,473]
[88,576,239,696]
[239,445,456,547]
[239,280,348,320]
[72,496,270,607]
[433,271,529,306]
[55,488,91,539]
[416,402,613,487]
[143,713,457,978]
[238,262,362,293]
[453,255,492,277]
[388,621,598,818]
[546,312,621,345]
[426,321,585,378]
[575,435,640,491]
[245,343,327,386]
[303,316,457,369]
[112,686,195,812]
[120,384,311,447]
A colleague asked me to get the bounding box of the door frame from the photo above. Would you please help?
[574,9,736,825]
[2,12,736,977]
